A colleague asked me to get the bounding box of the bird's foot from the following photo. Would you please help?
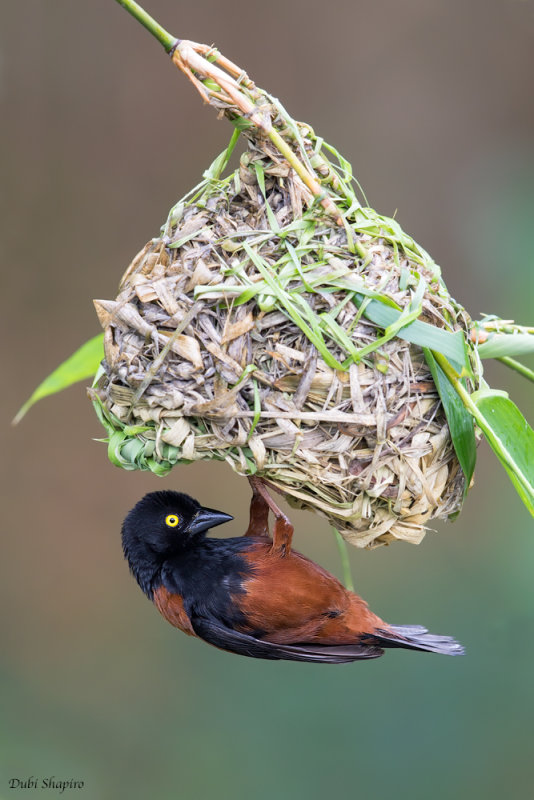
[245,476,271,538]
[246,477,293,556]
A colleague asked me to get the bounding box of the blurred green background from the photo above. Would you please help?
[1,1,533,798]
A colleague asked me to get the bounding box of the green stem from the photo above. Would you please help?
[268,128,327,204]
[114,0,178,52]
[432,351,479,415]
[433,350,510,442]
[333,529,354,592]
[497,356,534,384]
[269,128,367,242]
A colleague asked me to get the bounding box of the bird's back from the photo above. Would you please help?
[224,538,387,644]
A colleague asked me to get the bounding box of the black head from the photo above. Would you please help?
[121,490,233,597]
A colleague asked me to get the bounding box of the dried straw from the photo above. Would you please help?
[91,44,480,547]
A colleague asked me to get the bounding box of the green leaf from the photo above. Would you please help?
[470,389,534,517]
[13,333,104,424]
[230,116,254,131]
[424,349,477,492]
[357,295,470,373]
[477,333,534,358]
[203,128,241,180]
[242,242,344,370]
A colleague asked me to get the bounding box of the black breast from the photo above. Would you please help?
[160,537,255,628]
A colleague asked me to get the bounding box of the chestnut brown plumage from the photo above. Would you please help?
[121,480,464,663]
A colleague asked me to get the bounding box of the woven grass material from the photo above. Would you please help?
[91,43,480,547]
[92,148,476,548]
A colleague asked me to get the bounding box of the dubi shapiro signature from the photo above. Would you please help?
[8,777,84,793]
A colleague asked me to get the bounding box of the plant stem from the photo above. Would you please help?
[333,529,354,592]
[497,356,534,384]
[433,350,502,436]
[268,128,342,223]
[114,0,178,52]
[114,1,365,238]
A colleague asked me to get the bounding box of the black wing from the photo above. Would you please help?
[191,614,384,664]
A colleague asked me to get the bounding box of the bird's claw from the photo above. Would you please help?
[246,476,293,556]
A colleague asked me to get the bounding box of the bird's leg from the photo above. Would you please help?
[245,476,271,538]
[247,476,293,556]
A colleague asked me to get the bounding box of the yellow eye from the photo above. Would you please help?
[165,514,180,528]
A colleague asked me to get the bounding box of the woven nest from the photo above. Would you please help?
[91,48,481,547]
[92,150,479,548]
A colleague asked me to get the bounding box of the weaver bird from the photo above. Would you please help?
[121,478,464,663]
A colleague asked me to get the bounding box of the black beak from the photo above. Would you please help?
[187,506,233,535]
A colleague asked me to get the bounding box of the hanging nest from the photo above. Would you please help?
[90,41,482,548]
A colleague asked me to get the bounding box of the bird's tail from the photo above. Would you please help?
[367,624,465,656]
